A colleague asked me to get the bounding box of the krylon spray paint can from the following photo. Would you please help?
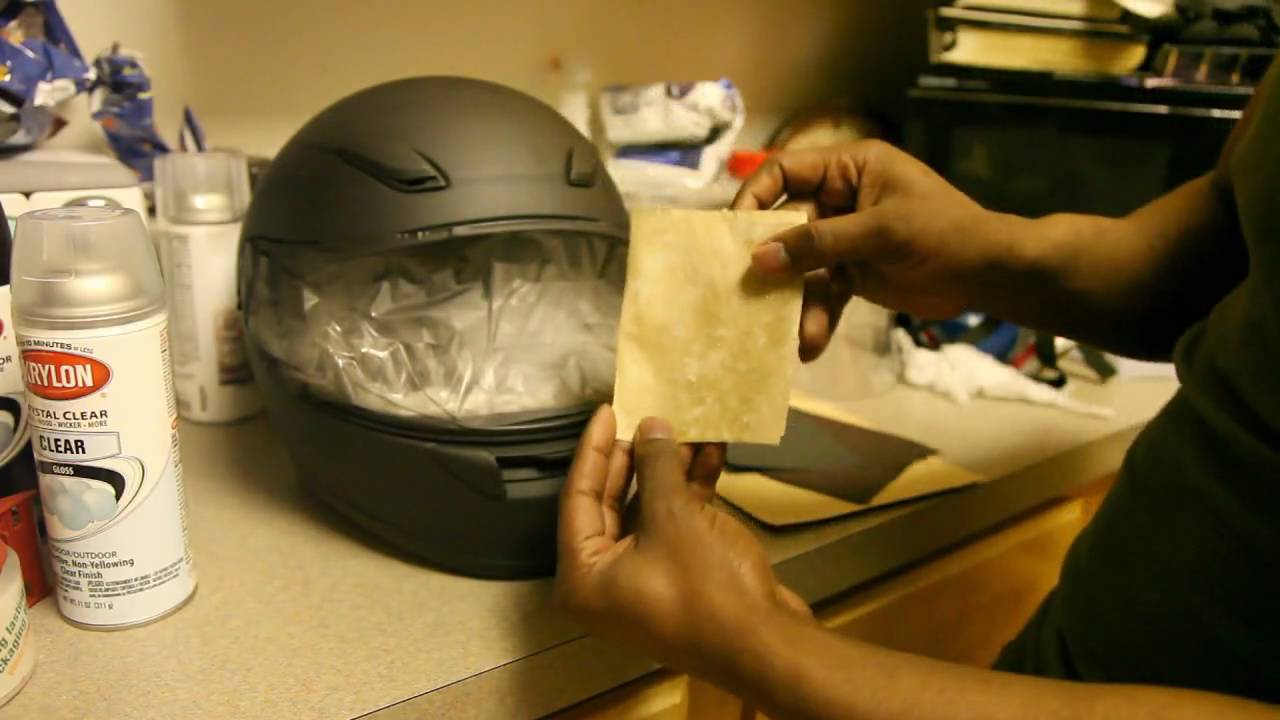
[11,207,196,629]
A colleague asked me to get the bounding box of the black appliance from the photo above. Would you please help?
[905,67,1252,217]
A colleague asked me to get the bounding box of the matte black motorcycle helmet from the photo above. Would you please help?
[240,77,628,578]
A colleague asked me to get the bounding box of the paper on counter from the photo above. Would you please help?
[716,393,983,526]
[728,409,936,504]
[718,457,980,527]
[612,208,806,443]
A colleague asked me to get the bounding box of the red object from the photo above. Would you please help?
[1011,343,1040,370]
[0,490,50,607]
[728,149,772,180]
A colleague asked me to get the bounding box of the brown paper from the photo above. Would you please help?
[612,209,806,443]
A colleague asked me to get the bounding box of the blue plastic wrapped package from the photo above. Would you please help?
[0,0,94,152]
[90,45,169,181]
[600,79,742,146]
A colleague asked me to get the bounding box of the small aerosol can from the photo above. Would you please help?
[12,207,196,629]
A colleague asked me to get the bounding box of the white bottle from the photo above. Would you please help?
[154,152,260,423]
[0,545,34,704]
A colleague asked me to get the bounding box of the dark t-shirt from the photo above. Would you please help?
[995,75,1280,701]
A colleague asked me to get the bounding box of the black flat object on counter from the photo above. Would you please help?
[728,410,935,505]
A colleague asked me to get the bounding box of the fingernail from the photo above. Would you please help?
[751,242,790,273]
[637,416,675,440]
[802,306,827,340]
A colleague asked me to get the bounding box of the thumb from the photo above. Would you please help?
[634,417,694,520]
[751,209,887,276]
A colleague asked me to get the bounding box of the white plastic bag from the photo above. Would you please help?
[248,232,625,427]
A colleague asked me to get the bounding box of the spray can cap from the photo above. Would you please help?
[11,207,164,327]
[155,151,251,225]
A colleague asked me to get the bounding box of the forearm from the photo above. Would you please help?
[968,174,1245,360]
[730,614,1278,720]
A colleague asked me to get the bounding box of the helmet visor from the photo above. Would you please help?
[246,230,624,428]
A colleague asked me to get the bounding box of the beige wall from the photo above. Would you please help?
[53,0,929,157]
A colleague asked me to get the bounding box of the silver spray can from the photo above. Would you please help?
[11,207,196,629]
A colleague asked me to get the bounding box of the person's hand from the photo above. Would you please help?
[556,406,812,681]
[734,140,1010,361]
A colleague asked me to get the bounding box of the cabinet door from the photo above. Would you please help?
[550,672,686,720]
[553,673,759,720]
[818,496,1093,667]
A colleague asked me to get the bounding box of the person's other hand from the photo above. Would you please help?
[734,140,1009,361]
[556,406,812,681]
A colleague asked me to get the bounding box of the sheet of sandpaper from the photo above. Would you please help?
[716,393,983,526]
[612,208,806,443]
[727,409,936,504]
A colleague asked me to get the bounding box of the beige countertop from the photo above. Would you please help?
[2,378,1177,720]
